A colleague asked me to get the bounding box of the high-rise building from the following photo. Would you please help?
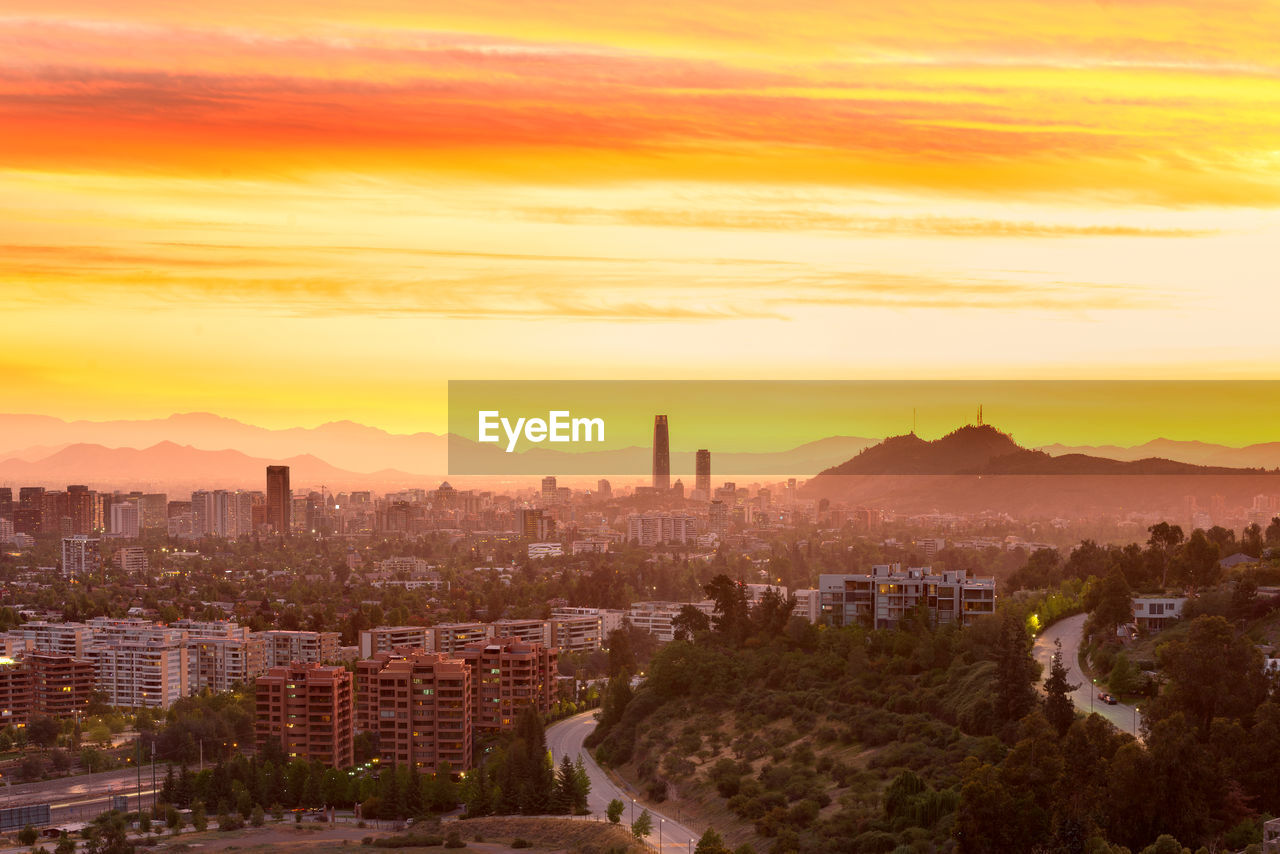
[541,476,558,504]
[0,488,12,523]
[61,535,101,578]
[255,663,353,767]
[14,487,44,535]
[519,508,555,540]
[652,415,670,490]
[460,637,557,733]
[359,626,432,658]
[28,654,96,719]
[87,622,189,708]
[708,500,728,535]
[110,501,140,538]
[67,485,94,535]
[177,621,265,692]
[596,479,611,499]
[139,494,168,529]
[255,630,341,667]
[695,450,711,496]
[355,650,472,773]
[266,466,291,534]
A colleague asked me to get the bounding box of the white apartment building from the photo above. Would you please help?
[626,512,697,547]
[175,620,264,691]
[9,621,93,658]
[254,630,342,667]
[359,626,433,658]
[819,563,996,630]
[87,624,189,709]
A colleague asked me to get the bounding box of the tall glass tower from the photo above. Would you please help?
[652,415,670,490]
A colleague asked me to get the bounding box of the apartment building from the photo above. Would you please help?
[626,512,697,547]
[177,620,264,692]
[256,630,341,667]
[550,613,606,653]
[551,607,626,639]
[88,624,189,709]
[9,622,93,658]
[459,638,557,733]
[0,658,32,726]
[488,619,551,647]
[819,563,996,630]
[432,623,494,655]
[359,626,433,658]
[626,601,715,643]
[355,650,472,773]
[29,653,96,718]
[255,663,353,767]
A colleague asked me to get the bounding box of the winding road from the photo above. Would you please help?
[546,711,699,853]
[1033,613,1143,739]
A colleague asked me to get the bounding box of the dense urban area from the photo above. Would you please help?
[3,424,1280,854]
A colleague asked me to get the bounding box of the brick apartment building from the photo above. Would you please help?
[355,649,472,773]
[0,653,96,725]
[459,637,557,733]
[255,663,353,767]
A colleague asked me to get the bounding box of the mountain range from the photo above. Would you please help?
[1,413,1279,494]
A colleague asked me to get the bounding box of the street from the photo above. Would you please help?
[1034,612,1144,739]
[1,765,164,827]
[546,711,699,853]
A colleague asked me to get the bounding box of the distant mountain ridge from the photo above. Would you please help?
[0,442,424,492]
[817,424,1268,477]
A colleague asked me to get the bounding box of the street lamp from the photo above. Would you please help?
[1134,706,1139,736]
[1090,679,1095,713]
[659,817,664,851]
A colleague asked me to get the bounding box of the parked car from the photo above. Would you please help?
[1098,691,1118,705]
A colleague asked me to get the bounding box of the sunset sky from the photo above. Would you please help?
[3,0,1280,444]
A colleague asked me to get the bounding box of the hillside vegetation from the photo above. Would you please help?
[586,575,1280,854]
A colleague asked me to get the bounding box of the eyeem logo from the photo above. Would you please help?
[478,410,605,453]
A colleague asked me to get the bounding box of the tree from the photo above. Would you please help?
[632,808,653,840]
[1044,638,1078,737]
[28,715,60,749]
[1266,516,1280,548]
[703,575,749,645]
[54,833,75,854]
[1242,523,1264,558]
[1205,525,1236,553]
[1147,522,1184,587]
[607,799,625,824]
[19,826,38,846]
[1174,530,1219,589]
[672,605,711,642]
[1087,573,1132,643]
[695,828,733,854]
[191,801,208,832]
[83,812,134,854]
[1153,615,1268,737]
[995,610,1038,729]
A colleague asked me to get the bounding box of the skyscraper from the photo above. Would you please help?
[541,476,557,504]
[652,415,670,490]
[266,466,291,534]
[695,449,711,496]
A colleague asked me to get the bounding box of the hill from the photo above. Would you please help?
[816,424,1262,477]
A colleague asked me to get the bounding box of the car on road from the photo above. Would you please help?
[1098,691,1118,705]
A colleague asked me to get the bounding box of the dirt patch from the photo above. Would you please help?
[452,817,645,853]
